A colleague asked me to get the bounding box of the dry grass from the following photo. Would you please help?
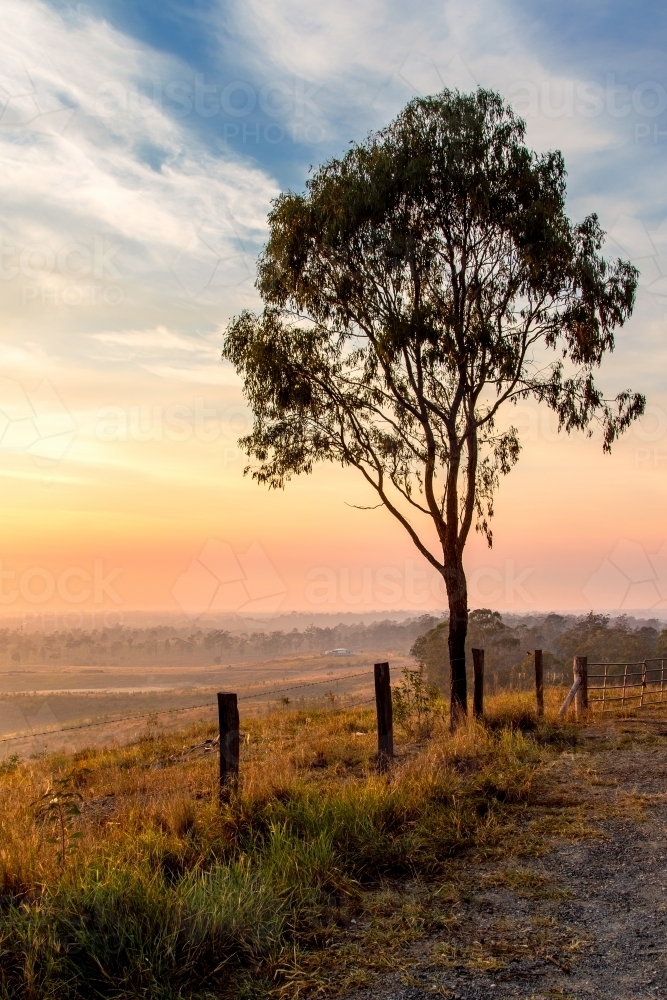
[431,913,590,977]
[0,690,579,999]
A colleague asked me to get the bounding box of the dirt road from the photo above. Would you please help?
[348,716,667,1000]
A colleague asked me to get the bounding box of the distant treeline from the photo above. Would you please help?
[0,616,444,667]
[2,613,666,685]
[412,611,667,693]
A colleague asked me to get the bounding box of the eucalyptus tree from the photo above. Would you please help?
[222,88,643,724]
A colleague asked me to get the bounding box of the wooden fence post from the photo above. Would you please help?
[534,649,544,717]
[217,692,239,800]
[558,675,581,717]
[374,662,393,773]
[573,657,588,718]
[472,648,484,718]
[640,660,647,708]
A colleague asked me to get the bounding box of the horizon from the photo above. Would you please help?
[2,606,667,636]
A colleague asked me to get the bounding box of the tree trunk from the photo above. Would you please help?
[445,563,468,728]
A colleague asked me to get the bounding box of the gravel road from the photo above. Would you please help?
[345,716,667,1000]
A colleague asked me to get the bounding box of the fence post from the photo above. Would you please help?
[573,657,588,718]
[374,662,393,773]
[534,649,544,717]
[217,692,239,801]
[640,661,647,708]
[472,648,484,718]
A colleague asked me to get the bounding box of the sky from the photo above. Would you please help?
[1,0,667,624]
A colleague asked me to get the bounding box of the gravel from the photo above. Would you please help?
[344,717,667,1000]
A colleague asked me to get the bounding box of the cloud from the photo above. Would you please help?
[87,325,239,384]
[142,363,241,386]
[91,327,211,353]
[206,0,667,264]
[0,0,277,363]
[0,0,663,619]
[211,0,667,389]
[218,0,621,158]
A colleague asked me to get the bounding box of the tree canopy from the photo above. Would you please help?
[223,88,644,723]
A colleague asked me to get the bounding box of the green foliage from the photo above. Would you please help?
[32,772,86,868]
[0,616,440,668]
[412,610,667,693]
[657,631,667,658]
[392,664,441,736]
[223,87,642,719]
[555,612,662,664]
[0,754,20,776]
[224,87,641,582]
[412,609,521,691]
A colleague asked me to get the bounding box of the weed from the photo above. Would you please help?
[31,772,87,868]
[0,754,20,776]
[393,664,441,737]
[324,690,337,709]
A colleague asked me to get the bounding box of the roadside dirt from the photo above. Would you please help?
[346,715,667,1000]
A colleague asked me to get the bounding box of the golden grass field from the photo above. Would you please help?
[0,685,586,1000]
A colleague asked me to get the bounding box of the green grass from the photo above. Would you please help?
[0,695,568,999]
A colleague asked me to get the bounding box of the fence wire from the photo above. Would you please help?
[0,670,373,745]
[588,659,667,711]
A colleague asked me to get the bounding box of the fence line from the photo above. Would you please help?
[0,670,372,746]
[587,659,667,711]
[6,652,667,747]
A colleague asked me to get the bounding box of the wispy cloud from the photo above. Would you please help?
[142,362,241,385]
[91,327,213,353]
[0,1,277,366]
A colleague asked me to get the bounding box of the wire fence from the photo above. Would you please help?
[6,653,667,750]
[0,670,373,746]
[588,659,667,711]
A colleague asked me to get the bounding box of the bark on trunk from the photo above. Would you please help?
[445,565,468,728]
